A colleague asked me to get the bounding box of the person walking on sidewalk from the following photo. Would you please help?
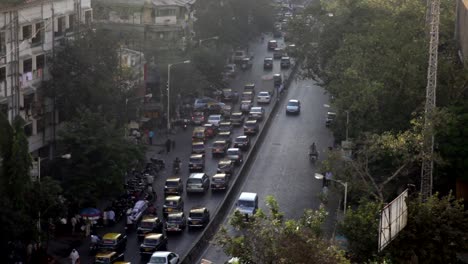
[149,130,155,145]
[165,139,171,153]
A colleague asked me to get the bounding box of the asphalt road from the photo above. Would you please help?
[198,73,335,263]
[79,34,293,264]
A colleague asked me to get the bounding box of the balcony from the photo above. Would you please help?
[20,68,47,92]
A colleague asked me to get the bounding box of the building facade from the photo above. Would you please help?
[0,0,92,154]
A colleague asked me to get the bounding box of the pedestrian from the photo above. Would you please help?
[108,209,115,226]
[102,210,108,227]
[71,216,77,235]
[165,139,171,153]
[69,249,79,264]
[149,130,155,145]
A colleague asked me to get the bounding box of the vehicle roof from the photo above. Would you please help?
[213,173,227,178]
[269,40,277,43]
[208,114,222,118]
[327,112,337,115]
[273,73,281,77]
[231,112,243,116]
[241,100,252,103]
[144,233,163,239]
[258,91,270,95]
[142,215,159,222]
[227,148,240,152]
[203,123,214,127]
[281,56,290,59]
[190,207,207,213]
[214,140,227,144]
[166,177,181,182]
[219,159,233,165]
[189,173,205,179]
[288,99,299,103]
[239,192,258,201]
[219,131,231,135]
[103,233,121,240]
[246,120,257,124]
[236,135,248,139]
[168,212,184,217]
[264,57,273,60]
[222,88,232,91]
[165,195,181,201]
[190,154,204,158]
[192,141,204,146]
[220,121,231,125]
[245,83,255,87]
[151,251,173,257]
[251,107,263,110]
[242,91,253,94]
[96,251,117,258]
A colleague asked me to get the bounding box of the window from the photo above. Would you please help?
[0,67,5,82]
[55,17,65,37]
[32,22,44,45]
[156,9,176,16]
[68,14,75,31]
[23,58,32,73]
[0,32,5,56]
[36,55,45,70]
[22,25,32,39]
[85,10,92,25]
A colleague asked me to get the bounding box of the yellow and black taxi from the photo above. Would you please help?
[137,215,164,239]
[234,135,251,151]
[212,140,229,157]
[218,121,233,133]
[217,159,235,175]
[241,91,254,101]
[163,195,184,218]
[211,173,230,191]
[217,131,232,146]
[165,212,187,232]
[192,141,205,154]
[192,126,206,142]
[230,112,245,126]
[188,207,210,230]
[164,177,183,196]
[240,100,252,113]
[98,233,127,253]
[244,120,259,135]
[244,83,255,95]
[139,233,168,256]
[189,154,205,172]
[94,251,124,264]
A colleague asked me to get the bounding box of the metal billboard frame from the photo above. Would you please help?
[378,189,408,252]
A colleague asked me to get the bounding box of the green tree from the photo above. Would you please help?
[58,110,144,206]
[217,196,349,264]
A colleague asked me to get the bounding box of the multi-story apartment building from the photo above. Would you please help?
[0,0,92,155]
[92,0,196,62]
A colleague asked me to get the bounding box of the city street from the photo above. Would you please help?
[198,76,336,262]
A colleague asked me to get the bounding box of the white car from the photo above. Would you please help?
[286,99,301,114]
[207,114,223,126]
[148,251,180,264]
[257,91,271,104]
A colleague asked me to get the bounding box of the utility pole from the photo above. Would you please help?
[420,0,440,200]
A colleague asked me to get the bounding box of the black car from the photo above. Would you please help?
[139,233,168,256]
[234,135,251,150]
[264,57,273,69]
[188,207,210,230]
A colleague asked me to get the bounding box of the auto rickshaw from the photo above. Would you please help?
[192,126,206,142]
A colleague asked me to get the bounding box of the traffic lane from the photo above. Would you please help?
[198,78,332,262]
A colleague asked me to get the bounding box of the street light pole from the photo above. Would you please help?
[167,60,191,131]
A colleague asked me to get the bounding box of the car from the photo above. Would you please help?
[192,126,206,142]
[165,212,187,232]
[211,173,231,191]
[137,216,164,239]
[139,233,168,255]
[273,74,282,87]
[223,64,237,78]
[186,173,210,193]
[244,83,256,95]
[257,91,272,104]
[98,233,127,253]
[203,123,217,137]
[273,48,283,59]
[222,88,238,102]
[240,57,253,70]
[243,120,259,135]
[249,107,265,120]
[226,148,244,165]
[230,112,245,126]
[240,100,252,113]
[147,251,180,264]
[267,39,278,50]
[217,159,235,175]
[263,57,273,70]
[232,50,248,63]
[280,56,291,68]
[218,121,233,133]
[191,111,205,125]
[164,178,183,196]
[94,251,124,264]
[286,99,301,114]
[188,154,205,172]
[193,97,217,110]
[234,135,251,150]
[236,192,259,220]
[191,141,205,154]
[217,131,232,146]
[188,207,210,229]
[207,114,223,127]
[212,140,229,156]
[241,91,254,101]
[163,196,184,218]
[326,111,337,127]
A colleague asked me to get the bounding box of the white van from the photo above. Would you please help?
[236,192,258,219]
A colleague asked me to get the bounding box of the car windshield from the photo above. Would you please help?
[238,200,255,208]
[190,157,202,163]
[288,101,299,106]
[193,144,204,149]
[190,212,204,218]
[245,123,256,128]
[149,256,167,263]
[209,116,220,121]
[166,181,179,187]
[187,178,202,184]
[227,150,238,155]
[213,177,225,182]
[144,238,160,246]
[140,221,154,228]
[251,108,261,113]
[102,239,116,245]
[213,142,225,148]
[235,137,247,142]
[259,92,269,96]
[168,215,183,221]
